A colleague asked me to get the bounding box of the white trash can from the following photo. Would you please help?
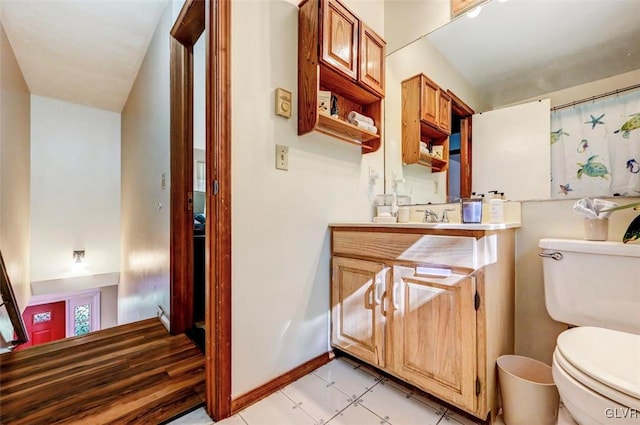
[497,355,559,425]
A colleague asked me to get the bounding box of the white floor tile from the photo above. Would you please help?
[359,381,446,425]
[326,402,388,425]
[239,391,316,425]
[281,373,354,424]
[377,377,414,396]
[166,407,216,425]
[313,359,381,398]
[214,415,248,425]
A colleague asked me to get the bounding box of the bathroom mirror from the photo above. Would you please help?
[384,0,640,204]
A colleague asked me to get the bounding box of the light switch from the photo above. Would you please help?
[276,145,288,171]
[275,88,292,118]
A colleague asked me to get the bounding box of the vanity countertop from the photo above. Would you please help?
[329,222,521,230]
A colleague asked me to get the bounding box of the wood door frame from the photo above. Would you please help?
[447,90,474,198]
[170,0,231,420]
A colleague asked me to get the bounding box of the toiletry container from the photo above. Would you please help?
[489,197,504,223]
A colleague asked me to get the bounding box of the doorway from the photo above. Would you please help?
[169,0,231,420]
[447,90,474,200]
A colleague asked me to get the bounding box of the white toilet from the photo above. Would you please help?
[539,238,640,425]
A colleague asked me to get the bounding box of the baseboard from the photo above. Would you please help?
[231,350,334,414]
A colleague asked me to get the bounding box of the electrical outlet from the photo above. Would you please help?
[276,145,288,171]
[434,180,439,194]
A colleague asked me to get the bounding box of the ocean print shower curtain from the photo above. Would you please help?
[550,90,640,199]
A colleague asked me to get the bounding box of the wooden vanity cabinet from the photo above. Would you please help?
[299,0,385,152]
[402,74,452,171]
[330,226,516,423]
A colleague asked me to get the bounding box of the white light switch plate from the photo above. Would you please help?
[276,145,288,171]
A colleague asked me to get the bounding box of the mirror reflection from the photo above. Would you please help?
[385,0,640,204]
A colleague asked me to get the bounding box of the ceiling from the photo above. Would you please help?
[427,0,640,107]
[0,0,168,112]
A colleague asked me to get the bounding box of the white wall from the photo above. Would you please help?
[385,34,489,203]
[231,0,384,398]
[119,2,174,325]
[384,0,450,54]
[0,21,31,346]
[30,96,120,283]
[515,197,640,365]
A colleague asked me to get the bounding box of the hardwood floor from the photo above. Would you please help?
[0,318,206,424]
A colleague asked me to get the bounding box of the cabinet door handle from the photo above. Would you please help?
[366,284,374,308]
[374,277,383,304]
[380,291,388,317]
[392,281,401,310]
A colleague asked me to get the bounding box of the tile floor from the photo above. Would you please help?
[168,357,489,425]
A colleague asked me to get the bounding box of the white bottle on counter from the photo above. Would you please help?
[489,197,505,223]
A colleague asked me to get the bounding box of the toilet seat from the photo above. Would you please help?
[555,327,640,408]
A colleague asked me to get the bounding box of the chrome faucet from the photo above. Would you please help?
[423,208,456,223]
[423,209,439,223]
[440,208,456,223]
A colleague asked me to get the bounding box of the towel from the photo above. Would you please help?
[353,120,378,134]
[573,198,618,219]
[348,111,374,126]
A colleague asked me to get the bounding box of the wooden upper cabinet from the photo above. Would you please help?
[321,0,359,80]
[421,76,439,126]
[298,0,385,152]
[359,23,385,97]
[451,0,484,17]
[402,74,451,171]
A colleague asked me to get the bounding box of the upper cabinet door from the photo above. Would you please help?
[359,23,385,97]
[321,0,359,80]
[438,90,452,135]
[421,75,439,127]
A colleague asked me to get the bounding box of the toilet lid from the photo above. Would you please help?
[557,327,640,400]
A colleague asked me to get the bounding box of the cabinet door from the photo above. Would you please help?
[391,266,477,412]
[421,76,439,127]
[438,90,452,135]
[321,0,358,80]
[331,256,387,367]
[359,23,385,97]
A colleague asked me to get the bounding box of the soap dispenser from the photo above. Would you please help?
[488,190,505,223]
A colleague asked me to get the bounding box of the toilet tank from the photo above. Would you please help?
[539,238,640,335]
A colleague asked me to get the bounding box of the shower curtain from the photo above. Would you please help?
[550,90,640,199]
